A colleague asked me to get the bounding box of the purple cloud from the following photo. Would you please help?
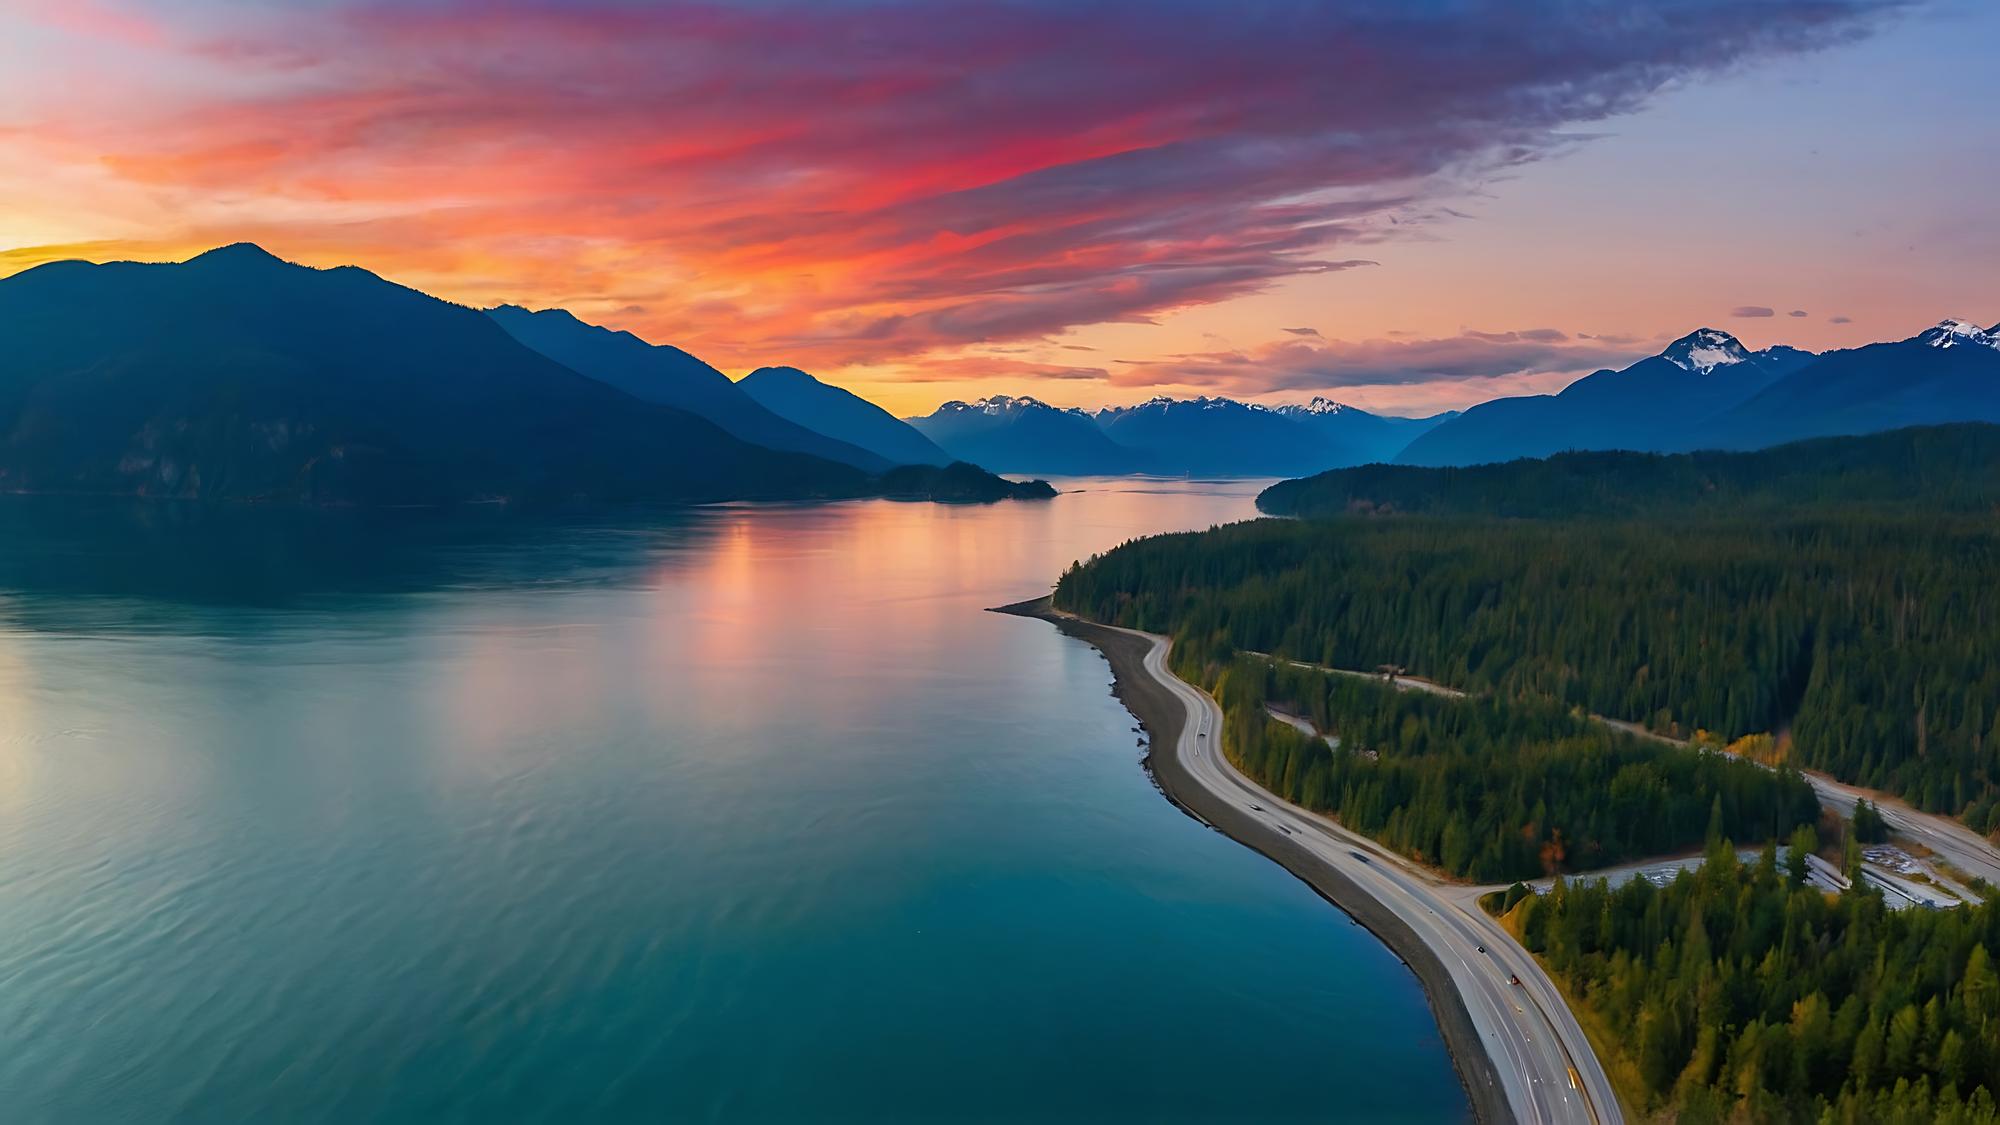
[1109,328,1637,394]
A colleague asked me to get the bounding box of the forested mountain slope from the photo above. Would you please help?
[1259,423,2000,519]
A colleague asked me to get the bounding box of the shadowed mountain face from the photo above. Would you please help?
[485,306,890,471]
[0,245,873,505]
[738,366,951,467]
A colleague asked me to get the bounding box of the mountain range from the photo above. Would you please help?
[907,396,1145,475]
[1704,320,2000,452]
[1098,396,1453,477]
[4,244,1992,498]
[905,394,1454,477]
[0,245,1049,506]
[1399,323,2000,467]
[910,320,1998,476]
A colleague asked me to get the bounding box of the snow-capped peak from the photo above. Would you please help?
[1286,396,1351,416]
[1661,328,1751,374]
[984,394,1046,413]
[958,393,1096,418]
[1918,319,2000,350]
[1107,395,1268,415]
[938,394,1061,415]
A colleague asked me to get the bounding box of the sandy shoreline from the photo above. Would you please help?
[992,594,1512,1125]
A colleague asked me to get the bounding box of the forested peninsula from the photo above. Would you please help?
[1052,424,2000,1122]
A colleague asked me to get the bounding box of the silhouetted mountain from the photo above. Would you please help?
[486,305,889,470]
[738,366,950,467]
[1705,319,2000,449]
[908,396,1149,475]
[1091,395,1452,476]
[1397,328,1815,466]
[0,245,893,505]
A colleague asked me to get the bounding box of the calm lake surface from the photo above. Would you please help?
[0,480,1467,1123]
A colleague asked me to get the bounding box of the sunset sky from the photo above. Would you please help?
[3,0,1994,417]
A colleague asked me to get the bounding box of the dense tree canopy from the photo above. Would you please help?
[1257,423,2000,520]
[1207,656,1818,882]
[1505,845,2000,1123]
[1057,514,2000,827]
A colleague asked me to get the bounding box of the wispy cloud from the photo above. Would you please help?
[1731,305,1777,318]
[884,356,1109,384]
[1109,328,1637,396]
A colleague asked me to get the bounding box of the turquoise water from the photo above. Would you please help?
[0,482,1468,1123]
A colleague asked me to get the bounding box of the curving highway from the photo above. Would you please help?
[1130,627,1620,1125]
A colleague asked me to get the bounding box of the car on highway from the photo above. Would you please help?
[1508,974,1522,986]
[1348,851,1370,863]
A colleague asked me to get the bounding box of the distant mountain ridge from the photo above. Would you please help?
[1703,319,2000,452]
[906,393,1449,477]
[1399,321,1999,467]
[1396,328,1817,467]
[908,395,1146,475]
[1093,396,1308,476]
[1092,395,1453,477]
[906,317,1998,475]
